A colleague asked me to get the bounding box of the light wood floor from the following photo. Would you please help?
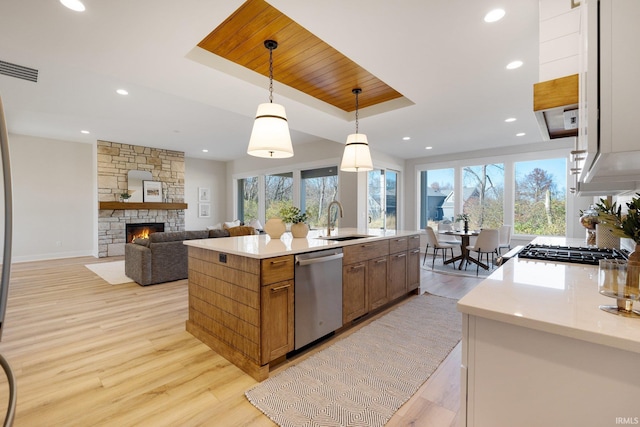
[0,256,481,426]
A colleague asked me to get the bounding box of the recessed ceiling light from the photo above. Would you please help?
[60,0,85,12]
[506,60,523,70]
[516,132,526,137]
[116,89,129,95]
[425,146,433,150]
[202,149,209,153]
[80,130,90,134]
[402,136,411,141]
[484,9,505,23]
[505,118,516,123]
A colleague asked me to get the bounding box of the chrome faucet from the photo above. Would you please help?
[327,200,343,236]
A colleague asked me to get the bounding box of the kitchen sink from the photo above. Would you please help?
[317,235,373,241]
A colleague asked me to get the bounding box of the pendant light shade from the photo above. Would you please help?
[247,40,293,159]
[340,88,373,172]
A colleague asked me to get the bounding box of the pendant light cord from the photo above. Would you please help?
[355,91,359,133]
[268,45,274,104]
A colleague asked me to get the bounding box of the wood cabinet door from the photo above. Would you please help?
[388,252,407,301]
[342,262,368,324]
[407,248,420,292]
[260,280,294,364]
[368,256,388,311]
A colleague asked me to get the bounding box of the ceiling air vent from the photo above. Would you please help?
[0,60,38,83]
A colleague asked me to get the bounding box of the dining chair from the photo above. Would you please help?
[465,229,500,276]
[498,225,512,254]
[423,226,458,269]
[437,220,462,246]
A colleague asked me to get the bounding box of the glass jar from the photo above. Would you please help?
[580,205,598,246]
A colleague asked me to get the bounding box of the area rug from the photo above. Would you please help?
[245,294,461,427]
[85,260,133,285]
[422,251,496,278]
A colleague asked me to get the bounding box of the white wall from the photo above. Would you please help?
[184,157,227,230]
[9,134,95,262]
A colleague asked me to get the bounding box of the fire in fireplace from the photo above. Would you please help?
[126,222,164,243]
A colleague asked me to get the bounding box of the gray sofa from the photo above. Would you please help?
[125,229,231,286]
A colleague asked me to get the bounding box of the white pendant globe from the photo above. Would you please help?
[340,133,373,172]
[247,103,293,158]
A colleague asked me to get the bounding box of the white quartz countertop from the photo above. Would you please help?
[457,236,640,354]
[183,228,419,259]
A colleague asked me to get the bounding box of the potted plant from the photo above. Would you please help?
[119,190,133,202]
[593,198,622,248]
[456,213,470,233]
[280,205,309,238]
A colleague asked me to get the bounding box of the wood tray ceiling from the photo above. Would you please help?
[197,0,404,113]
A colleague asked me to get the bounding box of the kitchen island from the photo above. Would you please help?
[183,228,421,380]
[458,237,640,426]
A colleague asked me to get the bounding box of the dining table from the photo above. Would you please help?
[440,230,485,270]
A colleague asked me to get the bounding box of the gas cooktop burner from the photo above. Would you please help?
[517,244,628,265]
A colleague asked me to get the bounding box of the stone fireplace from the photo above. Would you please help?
[97,141,186,257]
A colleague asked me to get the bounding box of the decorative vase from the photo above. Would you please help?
[464,220,469,233]
[596,223,620,249]
[291,222,309,238]
[264,218,285,239]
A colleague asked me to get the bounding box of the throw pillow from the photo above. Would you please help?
[227,226,256,236]
[207,223,222,230]
[223,220,241,229]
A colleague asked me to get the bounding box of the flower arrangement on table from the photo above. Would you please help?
[455,213,470,232]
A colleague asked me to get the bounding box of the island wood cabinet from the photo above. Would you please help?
[342,234,421,324]
[260,255,294,365]
[186,246,293,381]
[388,237,408,300]
[342,240,389,324]
[407,234,421,292]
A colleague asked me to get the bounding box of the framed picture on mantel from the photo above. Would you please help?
[142,180,162,202]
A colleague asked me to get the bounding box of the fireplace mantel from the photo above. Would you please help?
[99,202,188,210]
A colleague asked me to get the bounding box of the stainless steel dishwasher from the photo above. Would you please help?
[294,248,343,350]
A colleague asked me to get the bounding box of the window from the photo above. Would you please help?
[265,172,293,219]
[462,163,504,230]
[368,169,399,231]
[237,176,258,222]
[418,155,568,238]
[419,168,454,229]
[514,158,566,236]
[301,167,338,230]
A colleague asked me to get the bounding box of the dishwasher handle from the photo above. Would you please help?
[296,252,343,266]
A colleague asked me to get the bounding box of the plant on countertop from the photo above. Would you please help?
[597,193,640,245]
[279,205,308,224]
[119,190,133,201]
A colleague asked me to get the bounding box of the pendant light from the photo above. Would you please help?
[340,88,373,172]
[247,40,294,159]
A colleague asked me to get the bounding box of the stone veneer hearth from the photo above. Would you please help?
[97,141,186,257]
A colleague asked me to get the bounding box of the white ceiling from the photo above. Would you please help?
[0,0,543,162]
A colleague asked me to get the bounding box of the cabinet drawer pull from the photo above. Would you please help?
[361,244,376,248]
[375,259,387,264]
[270,260,288,265]
[271,284,291,292]
[410,235,420,239]
[410,249,420,254]
[350,264,365,271]
[395,253,406,258]
[394,238,407,242]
